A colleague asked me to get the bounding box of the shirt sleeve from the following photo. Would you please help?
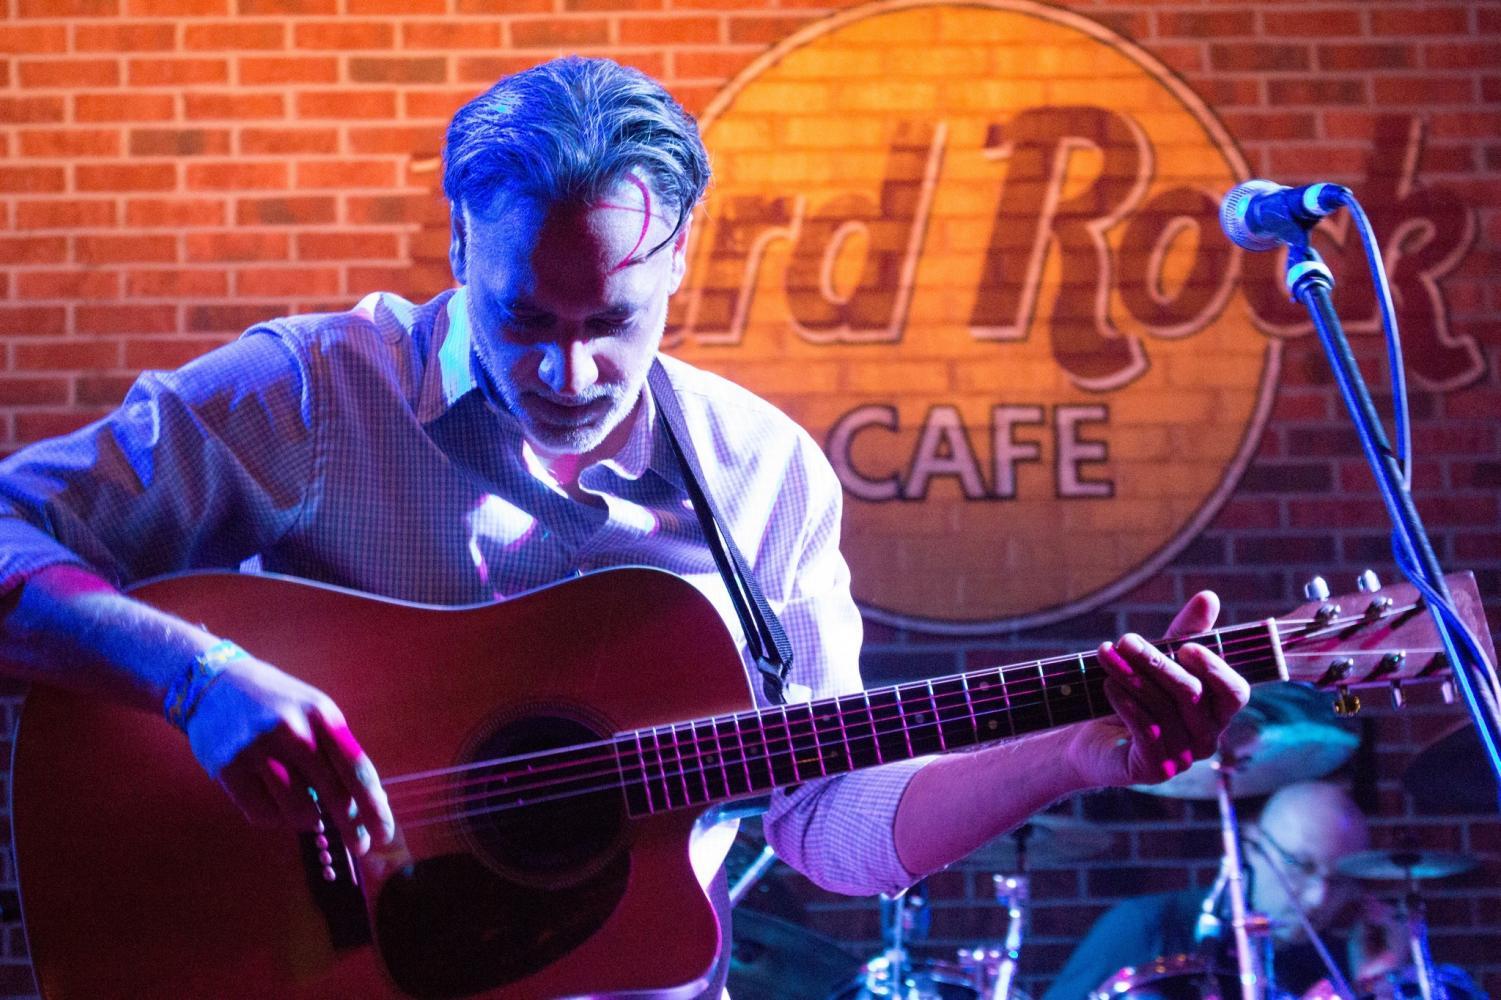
[0,330,315,596]
[760,434,930,896]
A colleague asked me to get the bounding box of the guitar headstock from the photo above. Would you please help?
[1275,570,1493,712]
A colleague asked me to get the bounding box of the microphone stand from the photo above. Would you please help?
[1280,237,1501,800]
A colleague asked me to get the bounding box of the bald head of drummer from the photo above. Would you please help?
[1244,781,1369,944]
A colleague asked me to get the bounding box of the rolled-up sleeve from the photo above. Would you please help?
[761,439,930,896]
[0,330,314,596]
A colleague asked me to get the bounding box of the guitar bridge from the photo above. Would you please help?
[298,811,372,951]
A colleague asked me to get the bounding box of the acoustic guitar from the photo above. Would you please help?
[12,567,1489,999]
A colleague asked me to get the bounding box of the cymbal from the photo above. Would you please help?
[727,910,861,1000]
[964,813,1113,870]
[1133,684,1358,800]
[1335,849,1480,881]
[1403,721,1501,815]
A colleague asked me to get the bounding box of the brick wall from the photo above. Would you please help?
[1,1,1498,998]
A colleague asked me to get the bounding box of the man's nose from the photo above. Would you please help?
[538,339,598,397]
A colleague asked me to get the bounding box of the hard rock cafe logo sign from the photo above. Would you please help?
[663,0,1479,632]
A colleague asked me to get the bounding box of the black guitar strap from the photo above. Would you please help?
[648,360,793,706]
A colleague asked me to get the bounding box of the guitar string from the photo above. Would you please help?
[392,651,1295,829]
[379,605,1423,824]
[380,618,1289,808]
[398,632,1443,830]
[381,610,1405,820]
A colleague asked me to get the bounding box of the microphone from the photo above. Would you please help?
[1219,179,1347,251]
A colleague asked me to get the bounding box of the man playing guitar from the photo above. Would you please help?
[0,56,1248,998]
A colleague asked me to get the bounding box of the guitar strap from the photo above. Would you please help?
[648,360,793,706]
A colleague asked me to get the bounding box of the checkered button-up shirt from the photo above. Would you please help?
[0,288,926,895]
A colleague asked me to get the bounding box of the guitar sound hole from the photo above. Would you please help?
[462,712,626,886]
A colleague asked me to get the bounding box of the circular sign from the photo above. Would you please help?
[667,0,1276,632]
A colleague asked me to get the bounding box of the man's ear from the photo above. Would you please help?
[449,208,468,284]
[667,210,693,295]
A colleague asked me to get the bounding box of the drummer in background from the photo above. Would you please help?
[1042,781,1394,1000]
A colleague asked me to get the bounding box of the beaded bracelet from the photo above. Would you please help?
[164,639,246,732]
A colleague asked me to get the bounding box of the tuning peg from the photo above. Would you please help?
[1304,576,1331,601]
[1389,681,1405,709]
[1357,569,1381,593]
[1332,686,1361,717]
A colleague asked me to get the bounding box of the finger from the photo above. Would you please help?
[1100,643,1197,776]
[1102,675,1195,781]
[259,755,322,831]
[311,709,394,848]
[280,729,373,855]
[1177,640,1251,730]
[1119,633,1222,759]
[219,764,281,827]
[1166,590,1219,639]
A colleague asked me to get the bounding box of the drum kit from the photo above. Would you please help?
[726,670,1496,1000]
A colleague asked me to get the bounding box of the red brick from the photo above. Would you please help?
[1261,8,1362,36]
[348,0,443,11]
[403,88,476,120]
[76,374,139,406]
[239,56,338,85]
[124,198,226,228]
[1266,77,1367,105]
[127,268,230,297]
[296,90,398,120]
[240,128,339,155]
[401,21,503,49]
[671,48,759,81]
[236,266,341,298]
[183,92,285,120]
[18,0,118,15]
[183,21,286,50]
[76,303,179,334]
[348,193,446,226]
[75,23,176,51]
[1318,43,1419,71]
[1220,112,1319,141]
[455,0,551,11]
[16,200,115,228]
[129,58,230,87]
[726,14,817,44]
[235,196,338,226]
[455,56,551,83]
[293,21,395,50]
[0,25,67,54]
[124,338,232,369]
[18,58,119,88]
[18,129,121,158]
[0,378,70,407]
[1,96,66,124]
[12,341,121,372]
[619,15,721,45]
[346,127,437,158]
[0,166,65,193]
[16,270,121,300]
[125,0,229,13]
[75,93,175,122]
[510,19,610,47]
[349,57,448,84]
[129,128,232,157]
[347,263,453,297]
[1431,111,1501,139]
[1372,76,1475,105]
[75,163,176,193]
[295,160,397,189]
[76,234,177,265]
[236,0,334,11]
[0,307,67,338]
[15,410,115,441]
[1370,6,1470,36]
[185,304,288,333]
[1210,42,1312,72]
[297,232,400,260]
[1157,10,1255,36]
[185,161,288,191]
[185,231,290,263]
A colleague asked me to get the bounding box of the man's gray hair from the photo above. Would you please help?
[443,56,711,256]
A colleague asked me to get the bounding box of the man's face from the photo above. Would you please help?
[1249,800,1366,943]
[457,176,688,461]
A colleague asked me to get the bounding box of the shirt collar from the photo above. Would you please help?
[436,286,663,482]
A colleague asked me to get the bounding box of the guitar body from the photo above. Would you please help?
[13,567,751,1000]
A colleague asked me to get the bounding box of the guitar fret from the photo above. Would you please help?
[691,719,723,802]
[617,736,648,817]
[925,680,948,752]
[665,724,692,808]
[1036,660,1055,728]
[738,712,772,792]
[1077,653,1099,718]
[959,674,980,743]
[642,727,670,811]
[862,691,885,765]
[798,702,828,777]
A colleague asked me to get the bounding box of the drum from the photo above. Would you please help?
[1368,963,1487,1000]
[1089,954,1236,1000]
[830,955,981,1000]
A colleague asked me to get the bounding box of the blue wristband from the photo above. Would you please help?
[164,639,246,732]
